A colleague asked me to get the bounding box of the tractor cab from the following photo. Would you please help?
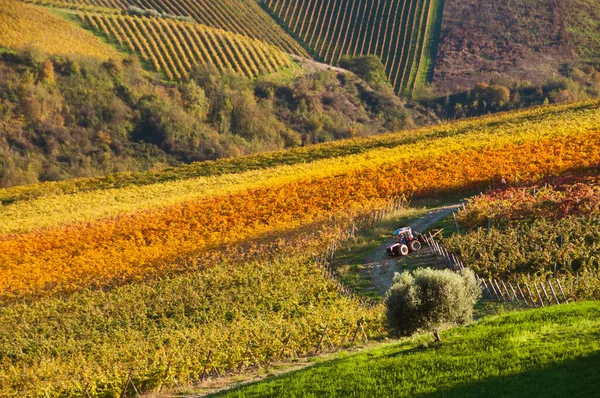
[393,227,414,244]
[387,227,422,256]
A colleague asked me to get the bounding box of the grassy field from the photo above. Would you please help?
[211,301,600,397]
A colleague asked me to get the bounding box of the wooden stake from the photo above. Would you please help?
[547,279,560,304]
[315,324,329,354]
[516,283,529,307]
[539,282,552,305]
[238,341,251,372]
[488,278,499,299]
[119,370,139,398]
[351,317,364,344]
[524,282,537,307]
[508,282,520,304]
[200,350,212,381]
[81,384,90,398]
[534,283,545,307]
[481,279,493,299]
[158,359,171,393]
[501,280,513,302]
[494,279,506,301]
[556,278,569,304]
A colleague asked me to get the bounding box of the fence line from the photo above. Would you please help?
[426,210,594,308]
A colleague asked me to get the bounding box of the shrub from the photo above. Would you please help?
[384,268,481,339]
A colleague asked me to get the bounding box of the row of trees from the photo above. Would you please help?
[0,49,418,188]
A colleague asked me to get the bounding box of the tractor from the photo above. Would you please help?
[386,227,422,256]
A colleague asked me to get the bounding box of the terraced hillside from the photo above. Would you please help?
[0,0,121,59]
[80,13,294,79]
[262,0,445,95]
[2,100,600,396]
[22,0,309,57]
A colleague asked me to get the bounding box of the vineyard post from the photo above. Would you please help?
[481,279,493,299]
[539,282,552,305]
[556,278,568,303]
[524,282,537,307]
[547,279,561,304]
[508,282,520,304]
[533,283,545,307]
[501,280,513,303]
[453,213,461,234]
[200,350,212,381]
[315,324,329,354]
[351,317,364,344]
[493,279,506,301]
[81,383,90,398]
[237,341,251,373]
[119,370,139,398]
[516,283,530,307]
[488,278,499,299]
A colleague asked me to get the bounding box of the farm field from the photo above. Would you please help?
[263,0,445,94]
[2,99,600,396]
[444,174,600,299]
[1,100,594,205]
[79,12,294,79]
[210,301,600,397]
[0,235,384,397]
[2,101,600,301]
[22,0,309,57]
[0,0,121,59]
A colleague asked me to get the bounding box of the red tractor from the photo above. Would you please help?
[386,227,422,256]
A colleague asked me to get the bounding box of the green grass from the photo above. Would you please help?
[211,301,600,397]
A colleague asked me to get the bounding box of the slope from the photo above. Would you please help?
[211,301,600,397]
[79,12,294,79]
[0,0,121,59]
[433,0,600,93]
[22,0,309,57]
[262,0,445,96]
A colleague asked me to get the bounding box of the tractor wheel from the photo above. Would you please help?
[409,240,422,252]
[399,244,409,256]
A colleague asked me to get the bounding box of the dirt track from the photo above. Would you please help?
[367,204,462,295]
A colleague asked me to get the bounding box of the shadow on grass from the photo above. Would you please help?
[422,351,600,398]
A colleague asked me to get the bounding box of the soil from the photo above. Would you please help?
[367,204,462,295]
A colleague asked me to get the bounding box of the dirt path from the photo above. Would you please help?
[367,204,462,295]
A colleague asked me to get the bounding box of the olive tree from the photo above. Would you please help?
[384,268,481,341]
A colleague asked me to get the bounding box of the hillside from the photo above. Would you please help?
[23,0,309,57]
[210,302,600,397]
[79,12,294,79]
[1,100,600,396]
[0,0,121,59]
[262,0,445,96]
[433,0,600,93]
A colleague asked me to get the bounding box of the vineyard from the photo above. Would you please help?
[443,175,600,299]
[2,100,600,395]
[2,100,593,206]
[0,0,121,59]
[79,12,293,79]
[23,0,309,57]
[2,101,600,301]
[262,0,444,95]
